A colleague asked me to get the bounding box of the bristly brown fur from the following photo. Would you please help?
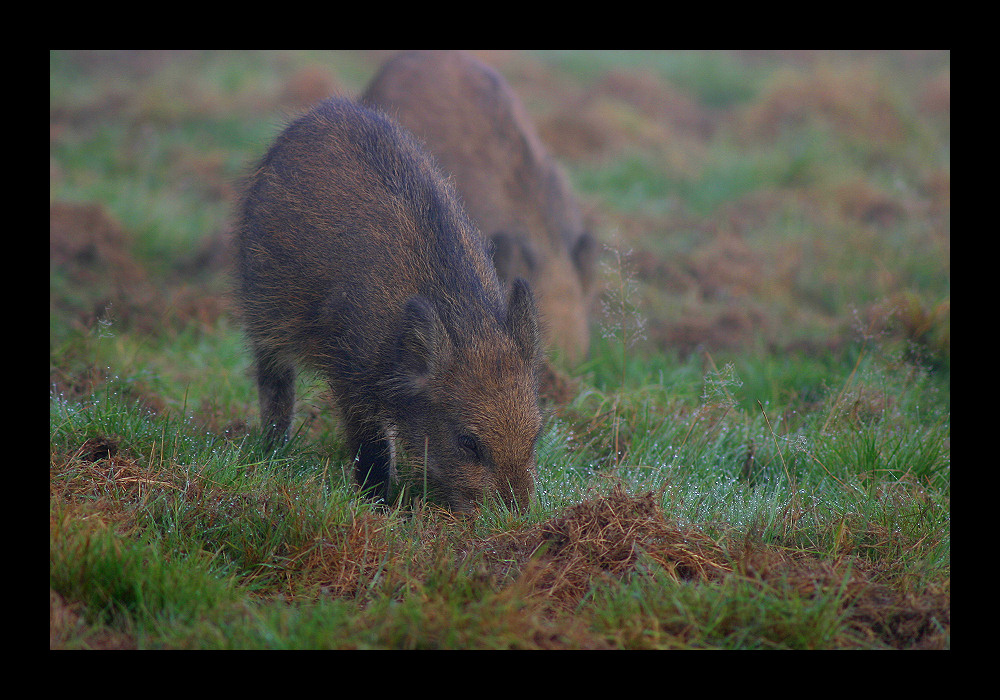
[235,98,543,513]
[363,50,598,366]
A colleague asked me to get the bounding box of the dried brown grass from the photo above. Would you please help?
[514,483,731,610]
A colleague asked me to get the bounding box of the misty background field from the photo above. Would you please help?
[50,50,949,649]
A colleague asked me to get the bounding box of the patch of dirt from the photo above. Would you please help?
[76,436,120,462]
[49,201,149,331]
[50,201,229,336]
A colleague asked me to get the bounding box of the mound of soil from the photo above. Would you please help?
[480,484,730,611]
[49,200,229,338]
[49,201,149,329]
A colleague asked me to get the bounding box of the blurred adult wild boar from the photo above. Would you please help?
[363,50,597,366]
[234,98,543,514]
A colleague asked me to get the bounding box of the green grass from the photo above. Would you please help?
[50,50,949,649]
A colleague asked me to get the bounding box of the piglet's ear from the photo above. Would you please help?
[490,231,537,284]
[395,296,449,393]
[506,278,540,365]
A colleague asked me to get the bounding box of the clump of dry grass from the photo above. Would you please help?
[504,483,731,610]
[284,510,398,600]
[50,436,183,536]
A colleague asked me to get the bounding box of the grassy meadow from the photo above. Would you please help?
[49,50,950,649]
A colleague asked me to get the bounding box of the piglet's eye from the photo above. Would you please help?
[459,435,480,459]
